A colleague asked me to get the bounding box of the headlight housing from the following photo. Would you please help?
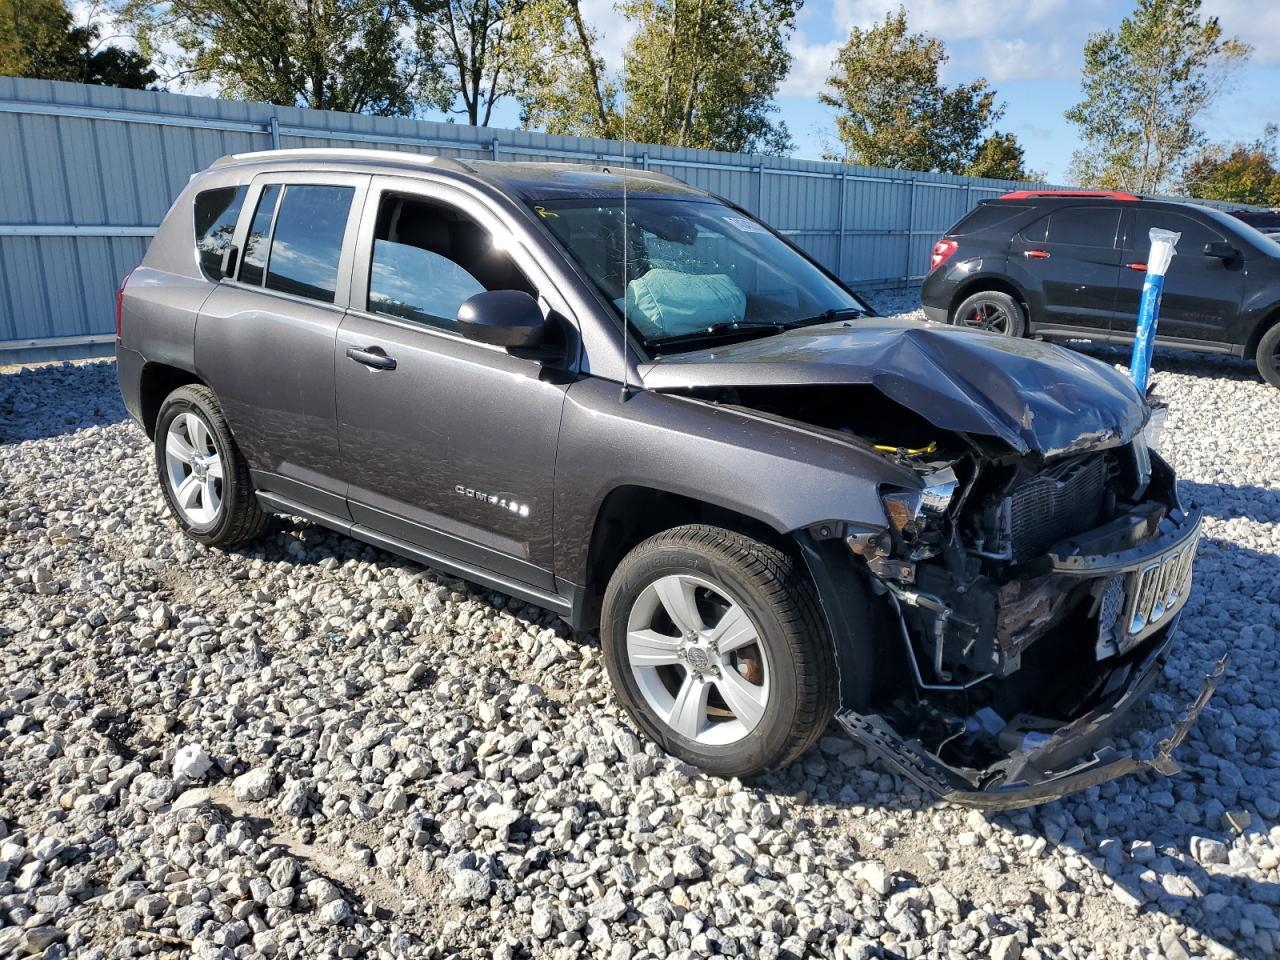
[881,468,958,532]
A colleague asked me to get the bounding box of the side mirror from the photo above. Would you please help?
[1204,241,1236,261]
[457,290,547,349]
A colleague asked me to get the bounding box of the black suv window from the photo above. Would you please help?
[239,185,280,287]
[1046,207,1121,247]
[949,203,1029,235]
[265,185,355,304]
[1128,209,1223,252]
[194,186,247,278]
[366,194,536,332]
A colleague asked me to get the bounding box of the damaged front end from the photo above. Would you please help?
[834,435,1218,808]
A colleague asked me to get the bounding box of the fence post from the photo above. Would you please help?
[641,151,649,171]
[755,165,765,215]
[268,116,280,149]
[836,170,848,283]
[903,179,917,288]
[491,137,500,161]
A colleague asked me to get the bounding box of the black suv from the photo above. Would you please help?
[921,189,1280,387]
[116,152,1216,806]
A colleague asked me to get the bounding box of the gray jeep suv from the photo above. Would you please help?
[116,149,1218,807]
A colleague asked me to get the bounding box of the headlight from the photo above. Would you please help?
[880,468,958,532]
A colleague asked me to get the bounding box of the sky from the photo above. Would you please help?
[78,0,1280,184]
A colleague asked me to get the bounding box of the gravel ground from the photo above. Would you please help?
[1,298,1278,960]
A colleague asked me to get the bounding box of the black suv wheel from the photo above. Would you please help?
[951,290,1027,337]
[154,385,269,547]
[1258,322,1280,388]
[600,525,838,778]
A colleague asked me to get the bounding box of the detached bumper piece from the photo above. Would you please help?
[836,636,1226,809]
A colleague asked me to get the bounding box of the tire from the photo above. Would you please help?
[154,384,269,548]
[1257,322,1280,388]
[951,290,1027,338]
[600,524,839,779]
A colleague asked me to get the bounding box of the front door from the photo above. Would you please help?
[334,177,573,591]
[1012,205,1123,334]
[1113,208,1244,346]
[196,173,369,517]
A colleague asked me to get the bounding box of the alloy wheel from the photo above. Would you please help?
[959,300,1012,334]
[164,411,224,526]
[625,573,770,745]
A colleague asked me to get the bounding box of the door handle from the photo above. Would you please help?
[1023,249,1051,260]
[346,346,397,370]
[1126,262,1148,272]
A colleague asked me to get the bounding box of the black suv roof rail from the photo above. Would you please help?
[999,189,1141,202]
[211,148,478,175]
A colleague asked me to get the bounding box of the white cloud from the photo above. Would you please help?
[831,0,1072,40]
[582,0,637,75]
[780,34,843,95]
[979,37,1077,82]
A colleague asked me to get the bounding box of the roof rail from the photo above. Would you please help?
[211,147,476,174]
[999,189,1140,202]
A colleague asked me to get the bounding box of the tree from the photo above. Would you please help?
[1065,0,1250,193]
[412,0,525,127]
[117,0,439,115]
[507,0,617,138]
[619,0,798,155]
[0,0,157,88]
[820,7,1029,178]
[1183,127,1280,206]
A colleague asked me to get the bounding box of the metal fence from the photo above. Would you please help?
[0,76,1257,361]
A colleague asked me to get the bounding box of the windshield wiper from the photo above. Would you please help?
[785,306,867,328]
[647,322,787,350]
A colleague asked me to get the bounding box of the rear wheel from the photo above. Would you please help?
[600,525,838,778]
[951,290,1027,337]
[154,385,268,548]
[1257,322,1280,388]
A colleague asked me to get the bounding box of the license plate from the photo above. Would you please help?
[1125,535,1199,639]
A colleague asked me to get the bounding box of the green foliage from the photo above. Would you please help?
[1065,0,1250,192]
[117,0,438,115]
[412,0,524,126]
[1183,126,1280,206]
[0,0,156,88]
[820,6,1028,178]
[508,0,617,137]
[619,0,798,155]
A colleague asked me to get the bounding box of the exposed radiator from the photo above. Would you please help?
[1006,454,1109,561]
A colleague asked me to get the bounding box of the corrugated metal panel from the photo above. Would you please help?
[0,76,1265,354]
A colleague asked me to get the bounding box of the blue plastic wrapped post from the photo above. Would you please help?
[1129,228,1181,394]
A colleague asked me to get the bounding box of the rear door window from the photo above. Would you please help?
[194,186,247,278]
[1127,210,1223,252]
[948,203,1029,236]
[1046,207,1121,248]
[238,185,280,287]
[265,185,355,304]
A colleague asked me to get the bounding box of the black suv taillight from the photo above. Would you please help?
[930,239,958,272]
[115,269,134,339]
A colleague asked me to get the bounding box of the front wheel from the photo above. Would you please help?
[600,525,838,779]
[1257,322,1280,388]
[154,384,268,548]
[951,290,1027,337]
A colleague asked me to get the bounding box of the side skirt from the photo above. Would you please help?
[255,490,577,622]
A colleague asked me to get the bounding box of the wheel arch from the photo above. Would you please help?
[576,485,793,632]
[139,361,206,439]
[1245,305,1280,359]
[948,275,1030,321]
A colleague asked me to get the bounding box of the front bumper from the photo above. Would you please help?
[837,632,1225,808]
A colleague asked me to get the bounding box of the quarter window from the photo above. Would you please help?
[366,194,536,332]
[265,185,355,304]
[194,186,247,278]
[1046,207,1121,248]
[239,185,280,287]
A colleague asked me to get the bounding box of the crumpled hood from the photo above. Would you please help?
[638,319,1148,457]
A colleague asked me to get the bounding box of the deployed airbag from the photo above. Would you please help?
[623,269,745,338]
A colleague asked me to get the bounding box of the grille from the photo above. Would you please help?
[1007,454,1108,561]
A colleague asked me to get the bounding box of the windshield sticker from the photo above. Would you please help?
[723,216,769,235]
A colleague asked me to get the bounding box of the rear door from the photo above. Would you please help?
[334,175,574,592]
[196,172,369,518]
[1011,205,1123,334]
[1113,207,1244,346]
